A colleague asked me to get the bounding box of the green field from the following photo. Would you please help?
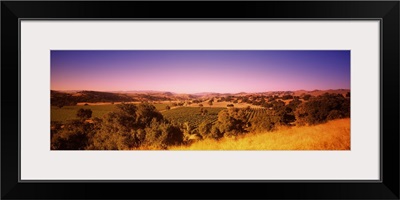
[51,105,116,122]
[51,103,173,123]
[162,107,225,128]
[152,103,172,111]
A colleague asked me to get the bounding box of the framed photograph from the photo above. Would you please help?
[2,1,399,199]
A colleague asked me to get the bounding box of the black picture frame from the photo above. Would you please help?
[1,1,399,199]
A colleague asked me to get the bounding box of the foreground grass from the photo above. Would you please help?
[170,118,350,150]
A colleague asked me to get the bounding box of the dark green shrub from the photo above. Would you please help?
[302,94,312,100]
[216,108,247,137]
[210,124,223,139]
[198,121,213,139]
[87,103,163,150]
[327,110,343,120]
[295,93,350,125]
[144,120,184,149]
[248,115,277,133]
[76,108,92,120]
[51,120,95,150]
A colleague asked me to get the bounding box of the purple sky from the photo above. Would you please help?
[51,50,350,93]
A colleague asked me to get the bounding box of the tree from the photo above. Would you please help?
[210,124,223,139]
[165,105,171,110]
[182,122,195,136]
[88,103,165,150]
[271,100,285,111]
[135,103,164,128]
[88,104,140,150]
[327,110,343,120]
[281,98,302,124]
[208,100,213,107]
[268,96,275,102]
[215,108,247,137]
[76,108,92,121]
[302,94,312,100]
[295,93,350,125]
[198,121,213,139]
[248,114,277,133]
[282,95,293,100]
[51,120,96,150]
[144,119,184,149]
[287,99,302,111]
[54,103,186,150]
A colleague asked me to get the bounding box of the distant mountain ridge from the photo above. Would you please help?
[52,89,350,100]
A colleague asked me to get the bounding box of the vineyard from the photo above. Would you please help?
[161,107,274,132]
[162,107,225,129]
[243,108,270,123]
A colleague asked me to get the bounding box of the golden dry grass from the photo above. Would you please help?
[170,118,350,150]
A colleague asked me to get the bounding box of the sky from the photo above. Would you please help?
[51,50,350,94]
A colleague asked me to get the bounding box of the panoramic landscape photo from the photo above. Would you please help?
[51,50,350,150]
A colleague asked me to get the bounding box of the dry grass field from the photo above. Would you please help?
[170,118,350,150]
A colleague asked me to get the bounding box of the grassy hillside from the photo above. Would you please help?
[51,90,135,107]
[170,118,350,150]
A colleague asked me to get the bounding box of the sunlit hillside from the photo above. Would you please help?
[170,118,350,150]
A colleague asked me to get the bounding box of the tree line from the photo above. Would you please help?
[51,91,134,108]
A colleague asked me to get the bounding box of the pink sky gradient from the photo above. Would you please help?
[51,50,350,93]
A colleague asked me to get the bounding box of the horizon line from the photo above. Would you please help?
[51,88,350,94]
